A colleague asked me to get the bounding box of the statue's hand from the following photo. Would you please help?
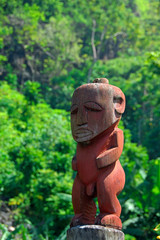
[72,155,77,171]
[96,147,121,168]
[96,129,124,169]
[96,151,111,168]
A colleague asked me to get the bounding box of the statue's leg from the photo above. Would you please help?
[71,174,97,227]
[96,161,125,229]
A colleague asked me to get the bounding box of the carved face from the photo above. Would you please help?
[71,83,120,143]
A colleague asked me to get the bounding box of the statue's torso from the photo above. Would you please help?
[76,129,115,185]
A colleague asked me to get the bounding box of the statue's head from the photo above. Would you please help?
[71,78,125,143]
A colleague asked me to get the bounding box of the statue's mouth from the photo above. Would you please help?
[74,128,93,141]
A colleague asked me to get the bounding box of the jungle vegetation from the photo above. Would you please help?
[0,0,159,239]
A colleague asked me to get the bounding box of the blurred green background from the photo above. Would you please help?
[0,0,159,239]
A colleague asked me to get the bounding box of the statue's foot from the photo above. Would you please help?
[95,213,122,230]
[70,214,83,227]
[71,214,95,227]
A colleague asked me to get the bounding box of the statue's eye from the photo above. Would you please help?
[84,102,102,112]
[71,108,78,114]
[71,105,78,114]
[85,107,101,112]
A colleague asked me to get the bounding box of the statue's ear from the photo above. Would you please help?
[113,92,125,117]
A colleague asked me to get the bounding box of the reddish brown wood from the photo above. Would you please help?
[70,78,125,230]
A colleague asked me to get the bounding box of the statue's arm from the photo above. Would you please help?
[72,155,77,171]
[96,129,124,169]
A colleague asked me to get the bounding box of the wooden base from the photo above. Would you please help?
[67,225,124,240]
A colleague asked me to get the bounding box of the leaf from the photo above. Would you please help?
[154,224,160,231]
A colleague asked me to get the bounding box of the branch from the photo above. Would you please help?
[112,32,127,38]
[38,45,55,60]
[97,25,107,59]
[91,19,97,60]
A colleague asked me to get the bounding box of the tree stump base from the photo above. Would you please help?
[67,225,124,240]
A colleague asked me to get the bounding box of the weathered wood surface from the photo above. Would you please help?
[67,225,124,240]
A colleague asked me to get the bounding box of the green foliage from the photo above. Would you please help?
[22,81,42,104]
[0,0,159,103]
[0,83,75,239]
[114,122,160,239]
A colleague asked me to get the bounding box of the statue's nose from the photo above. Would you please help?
[77,108,87,126]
